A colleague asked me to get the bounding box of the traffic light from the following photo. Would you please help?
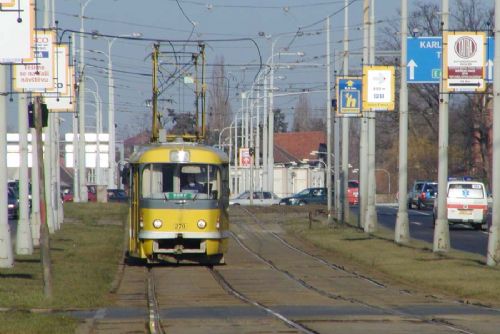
[28,102,48,128]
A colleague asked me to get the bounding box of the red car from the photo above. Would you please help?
[347,180,359,205]
[62,188,97,202]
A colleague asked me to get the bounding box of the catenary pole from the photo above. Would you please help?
[326,16,333,224]
[72,33,80,202]
[486,0,500,266]
[365,0,378,233]
[341,0,350,223]
[78,0,91,203]
[43,3,56,233]
[359,0,370,229]
[30,97,41,247]
[395,0,410,244]
[433,0,451,253]
[16,94,33,255]
[0,65,14,268]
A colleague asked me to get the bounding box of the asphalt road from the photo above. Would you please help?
[352,204,491,257]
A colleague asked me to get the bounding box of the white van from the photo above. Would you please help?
[433,180,489,230]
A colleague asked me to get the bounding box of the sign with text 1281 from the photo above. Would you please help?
[443,31,486,92]
[336,77,362,116]
[362,66,395,111]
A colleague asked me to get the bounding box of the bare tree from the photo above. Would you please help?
[292,94,311,131]
[379,0,494,185]
[207,56,232,146]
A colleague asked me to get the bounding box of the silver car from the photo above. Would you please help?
[229,191,281,206]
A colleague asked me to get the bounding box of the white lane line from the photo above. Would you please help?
[410,210,432,216]
[410,221,423,226]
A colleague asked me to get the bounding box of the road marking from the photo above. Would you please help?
[410,210,432,216]
[410,221,423,226]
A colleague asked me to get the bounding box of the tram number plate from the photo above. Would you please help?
[175,223,186,230]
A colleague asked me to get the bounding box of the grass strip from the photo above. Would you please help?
[0,202,128,333]
[238,206,500,307]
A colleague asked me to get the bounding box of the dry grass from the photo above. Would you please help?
[241,206,500,307]
[0,202,128,332]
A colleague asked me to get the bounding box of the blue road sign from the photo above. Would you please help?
[337,78,362,115]
[407,37,494,83]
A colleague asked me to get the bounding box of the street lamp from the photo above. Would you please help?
[106,33,141,189]
[86,76,102,185]
[77,0,95,203]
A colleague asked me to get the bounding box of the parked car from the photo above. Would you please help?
[408,180,437,210]
[279,187,332,206]
[107,189,129,202]
[229,191,280,206]
[62,187,97,202]
[8,187,19,220]
[347,180,359,205]
[433,180,489,230]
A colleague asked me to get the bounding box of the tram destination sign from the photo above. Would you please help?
[407,36,494,84]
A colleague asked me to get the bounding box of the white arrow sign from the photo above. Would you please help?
[407,59,418,81]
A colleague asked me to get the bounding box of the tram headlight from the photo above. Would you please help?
[152,219,163,229]
[197,219,207,229]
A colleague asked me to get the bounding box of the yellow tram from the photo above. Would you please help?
[126,43,229,264]
[127,139,230,264]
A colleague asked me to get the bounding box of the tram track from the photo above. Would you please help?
[135,206,499,334]
[231,207,481,334]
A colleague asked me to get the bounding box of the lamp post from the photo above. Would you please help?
[106,33,141,189]
[85,88,102,185]
[267,46,305,193]
[78,0,94,202]
[86,76,102,185]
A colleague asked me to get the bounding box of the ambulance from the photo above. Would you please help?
[433,179,489,230]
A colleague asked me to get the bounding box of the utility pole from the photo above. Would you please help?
[395,0,410,244]
[0,65,14,268]
[30,95,41,247]
[43,0,56,234]
[359,0,370,229]
[35,95,53,298]
[487,0,500,266]
[433,0,451,253]
[326,16,333,224]
[16,94,33,255]
[341,0,350,223]
[365,0,378,233]
[78,0,90,202]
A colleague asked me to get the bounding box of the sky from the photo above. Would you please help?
[6,0,493,139]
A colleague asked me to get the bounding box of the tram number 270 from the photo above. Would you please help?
[175,223,186,230]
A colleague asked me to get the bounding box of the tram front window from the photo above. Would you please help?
[141,163,221,200]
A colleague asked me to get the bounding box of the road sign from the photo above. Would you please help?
[407,36,494,84]
[239,148,251,168]
[336,77,362,116]
[443,31,486,92]
[362,66,395,111]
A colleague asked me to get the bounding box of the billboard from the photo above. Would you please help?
[239,148,252,168]
[443,31,486,92]
[13,30,55,92]
[43,45,76,112]
[0,0,35,62]
[362,66,395,111]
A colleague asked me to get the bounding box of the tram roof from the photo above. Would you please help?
[127,141,229,164]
